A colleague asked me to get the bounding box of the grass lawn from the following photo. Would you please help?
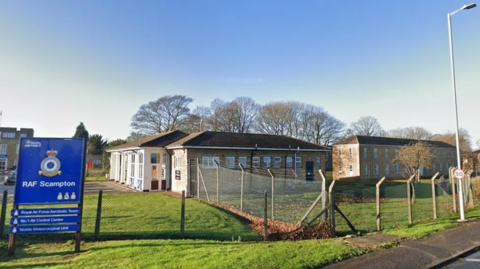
[0,239,364,269]
[2,193,261,241]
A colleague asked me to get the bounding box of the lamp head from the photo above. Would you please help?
[461,3,477,10]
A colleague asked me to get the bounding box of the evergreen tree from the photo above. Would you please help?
[73,122,89,140]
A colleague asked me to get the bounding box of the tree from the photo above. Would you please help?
[73,122,89,140]
[87,134,107,155]
[130,95,193,134]
[206,97,260,133]
[476,139,480,151]
[388,126,433,140]
[102,139,127,167]
[348,116,385,137]
[126,131,147,142]
[396,142,433,182]
[433,128,472,155]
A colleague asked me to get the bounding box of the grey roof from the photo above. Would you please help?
[166,131,329,150]
[107,130,188,151]
[335,135,455,148]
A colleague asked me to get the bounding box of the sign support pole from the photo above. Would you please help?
[75,138,87,253]
[8,205,18,255]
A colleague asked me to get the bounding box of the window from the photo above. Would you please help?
[0,144,6,154]
[338,148,342,158]
[439,163,443,172]
[2,132,15,138]
[295,157,302,168]
[0,159,6,170]
[273,157,282,168]
[239,157,247,168]
[94,159,102,165]
[151,153,160,164]
[252,157,260,168]
[286,157,293,168]
[349,164,353,172]
[395,149,399,157]
[20,133,27,138]
[395,163,400,175]
[325,152,330,160]
[162,154,167,165]
[433,163,436,172]
[139,153,144,179]
[364,164,368,175]
[374,148,378,159]
[364,148,367,159]
[202,156,219,169]
[349,148,352,158]
[130,154,136,178]
[316,157,321,169]
[374,164,379,175]
[226,156,235,169]
[385,164,390,175]
[263,157,271,168]
[445,162,448,170]
[339,164,342,174]
[174,156,181,169]
[385,149,389,160]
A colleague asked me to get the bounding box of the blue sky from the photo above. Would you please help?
[1,1,479,147]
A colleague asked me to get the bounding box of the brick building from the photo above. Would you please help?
[0,127,34,171]
[332,135,456,180]
[166,131,330,196]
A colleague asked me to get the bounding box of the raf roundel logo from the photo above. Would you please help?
[39,149,62,177]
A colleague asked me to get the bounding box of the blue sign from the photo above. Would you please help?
[11,208,80,216]
[11,216,80,225]
[10,225,80,234]
[14,138,85,205]
[0,154,7,158]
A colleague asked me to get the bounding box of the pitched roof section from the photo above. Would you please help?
[335,135,455,148]
[167,131,329,150]
[107,130,187,151]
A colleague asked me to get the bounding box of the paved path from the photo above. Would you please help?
[325,220,480,269]
[84,181,138,194]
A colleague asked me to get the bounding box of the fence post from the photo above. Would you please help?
[263,190,268,241]
[329,180,336,238]
[431,172,439,220]
[94,190,103,239]
[319,170,327,222]
[215,159,219,205]
[268,169,275,220]
[180,190,185,239]
[0,190,7,237]
[239,163,245,212]
[450,167,457,213]
[407,174,415,225]
[376,177,386,231]
[467,170,474,208]
[197,158,200,201]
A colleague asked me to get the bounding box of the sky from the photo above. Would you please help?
[0,0,479,148]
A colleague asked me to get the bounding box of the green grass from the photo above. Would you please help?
[2,193,261,241]
[0,239,364,269]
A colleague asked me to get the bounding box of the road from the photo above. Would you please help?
[444,250,480,268]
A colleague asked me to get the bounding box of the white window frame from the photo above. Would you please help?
[0,159,6,170]
[286,157,293,168]
[295,157,302,168]
[239,157,247,168]
[201,156,219,169]
[2,132,15,138]
[226,156,235,169]
[0,144,7,154]
[252,156,260,168]
[138,153,144,179]
[273,157,282,168]
[263,157,271,168]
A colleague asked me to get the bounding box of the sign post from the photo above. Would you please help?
[453,168,465,221]
[8,138,86,255]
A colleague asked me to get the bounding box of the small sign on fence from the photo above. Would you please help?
[8,137,86,256]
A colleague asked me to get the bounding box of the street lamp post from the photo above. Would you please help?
[447,3,476,221]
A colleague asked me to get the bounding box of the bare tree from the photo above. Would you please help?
[130,95,193,134]
[256,102,293,135]
[126,131,147,142]
[207,97,259,133]
[396,141,433,182]
[234,97,260,133]
[433,128,472,155]
[476,139,480,151]
[348,116,385,137]
[388,126,433,140]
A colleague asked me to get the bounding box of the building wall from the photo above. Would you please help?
[170,148,330,195]
[0,127,34,170]
[333,143,457,180]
